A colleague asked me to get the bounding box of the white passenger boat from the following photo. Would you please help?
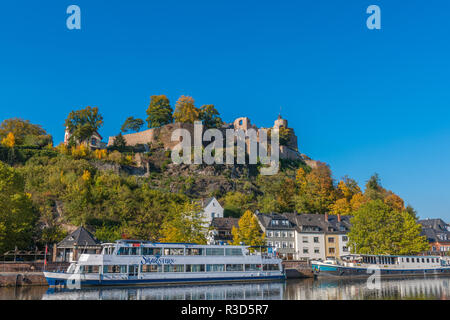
[311,254,450,278]
[44,240,285,288]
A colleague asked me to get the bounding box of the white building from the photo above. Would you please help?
[200,197,224,225]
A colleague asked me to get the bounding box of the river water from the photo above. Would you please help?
[1,277,450,300]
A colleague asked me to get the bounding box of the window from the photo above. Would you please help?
[267,231,273,238]
[271,220,279,226]
[422,258,425,263]
[226,264,244,272]
[267,241,273,247]
[185,264,205,272]
[245,264,261,271]
[328,237,335,243]
[142,247,161,256]
[276,231,281,238]
[313,237,319,243]
[289,242,294,249]
[302,237,308,243]
[130,247,139,255]
[81,265,100,274]
[406,258,410,262]
[328,248,335,254]
[141,265,162,273]
[186,248,204,256]
[275,242,280,248]
[206,264,225,272]
[411,258,415,263]
[103,265,121,273]
[289,232,295,238]
[263,264,279,271]
[163,265,184,272]
[303,248,309,254]
[206,248,225,256]
[164,248,184,256]
[342,236,348,242]
[342,246,348,252]
[314,248,320,254]
[117,247,130,255]
[282,242,287,248]
[225,248,243,256]
[282,232,288,238]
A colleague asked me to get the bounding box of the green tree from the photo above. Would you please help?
[121,117,144,133]
[113,132,127,150]
[160,202,208,244]
[199,104,222,128]
[231,210,265,247]
[173,96,200,124]
[348,200,429,255]
[0,118,47,146]
[222,191,253,218]
[64,106,103,146]
[146,95,173,128]
[0,162,37,254]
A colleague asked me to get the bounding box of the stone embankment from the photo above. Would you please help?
[282,261,314,278]
[0,262,69,287]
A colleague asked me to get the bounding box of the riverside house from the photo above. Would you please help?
[419,218,450,256]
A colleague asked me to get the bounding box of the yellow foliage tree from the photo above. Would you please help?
[71,144,90,159]
[384,193,405,212]
[231,210,265,247]
[81,170,91,182]
[94,149,107,160]
[173,95,200,124]
[1,132,15,148]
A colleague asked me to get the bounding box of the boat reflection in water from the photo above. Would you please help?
[42,281,286,300]
[285,276,450,300]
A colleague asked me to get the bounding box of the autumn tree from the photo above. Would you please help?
[160,202,208,244]
[347,200,429,255]
[0,162,37,254]
[146,95,173,128]
[331,176,365,215]
[64,106,103,146]
[222,191,254,218]
[199,104,222,128]
[231,210,265,247]
[294,162,336,214]
[121,117,144,133]
[1,132,15,148]
[0,118,47,146]
[173,96,200,124]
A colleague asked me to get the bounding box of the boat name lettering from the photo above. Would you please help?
[141,256,174,265]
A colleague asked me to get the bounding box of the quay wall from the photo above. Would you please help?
[282,260,314,278]
[0,272,48,287]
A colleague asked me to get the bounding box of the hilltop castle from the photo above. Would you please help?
[107,115,302,160]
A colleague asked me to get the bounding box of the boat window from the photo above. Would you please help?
[141,265,162,273]
[117,247,130,255]
[411,258,415,263]
[130,247,139,255]
[245,264,261,271]
[186,248,204,256]
[206,248,225,256]
[81,265,99,274]
[406,258,409,262]
[103,265,121,273]
[263,264,280,271]
[206,264,225,272]
[427,258,430,263]
[422,258,425,263]
[164,248,184,256]
[163,265,185,272]
[226,264,244,272]
[225,248,243,256]
[120,265,127,273]
[185,264,205,272]
[142,248,161,256]
[431,258,435,263]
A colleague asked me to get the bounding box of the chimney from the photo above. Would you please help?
[324,212,328,222]
[338,214,341,222]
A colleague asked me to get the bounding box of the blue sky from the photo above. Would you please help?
[1,1,450,220]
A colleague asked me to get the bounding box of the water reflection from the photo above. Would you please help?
[2,276,450,300]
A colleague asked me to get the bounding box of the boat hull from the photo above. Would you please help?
[44,272,285,288]
[311,263,450,279]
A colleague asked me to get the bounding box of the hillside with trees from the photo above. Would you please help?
[0,95,429,255]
